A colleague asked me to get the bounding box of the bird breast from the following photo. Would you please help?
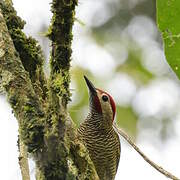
[78,115,120,180]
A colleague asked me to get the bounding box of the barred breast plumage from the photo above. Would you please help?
[78,112,120,180]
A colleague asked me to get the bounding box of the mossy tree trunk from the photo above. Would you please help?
[0,0,98,179]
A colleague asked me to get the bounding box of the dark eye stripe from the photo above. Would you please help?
[102,95,108,102]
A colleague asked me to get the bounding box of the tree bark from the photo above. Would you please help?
[0,0,99,179]
[18,138,30,180]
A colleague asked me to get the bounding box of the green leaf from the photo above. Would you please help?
[156,0,180,78]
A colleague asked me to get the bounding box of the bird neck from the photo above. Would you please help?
[86,110,113,131]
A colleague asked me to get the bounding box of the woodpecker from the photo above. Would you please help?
[78,76,120,180]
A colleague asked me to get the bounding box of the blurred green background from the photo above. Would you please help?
[67,0,180,144]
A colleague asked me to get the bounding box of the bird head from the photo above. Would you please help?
[84,76,116,125]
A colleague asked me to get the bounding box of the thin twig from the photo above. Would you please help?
[113,124,180,180]
[18,138,30,180]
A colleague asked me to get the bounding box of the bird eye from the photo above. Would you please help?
[102,95,108,102]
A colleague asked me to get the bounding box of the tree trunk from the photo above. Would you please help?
[0,0,99,179]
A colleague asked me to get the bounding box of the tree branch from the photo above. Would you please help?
[32,1,99,179]
[18,137,30,180]
[0,6,45,153]
[48,0,77,107]
[0,1,99,179]
[0,1,49,179]
[0,0,48,105]
[113,124,180,180]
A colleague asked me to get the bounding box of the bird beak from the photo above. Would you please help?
[84,76,97,96]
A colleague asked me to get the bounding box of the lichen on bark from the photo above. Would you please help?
[0,7,45,152]
[0,0,48,103]
[48,0,77,107]
[0,0,99,179]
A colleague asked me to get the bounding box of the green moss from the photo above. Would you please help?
[1,1,98,179]
[66,157,78,179]
[48,0,77,106]
[7,89,45,153]
[0,1,47,100]
[9,88,45,152]
[51,71,71,104]
[21,99,44,152]
[69,140,99,180]
[48,0,76,44]
[0,1,25,29]
[37,135,76,180]
[9,29,44,79]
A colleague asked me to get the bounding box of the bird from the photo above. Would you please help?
[78,76,121,180]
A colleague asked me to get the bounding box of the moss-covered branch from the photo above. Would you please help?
[33,0,99,179]
[0,0,48,104]
[0,7,45,153]
[0,0,99,179]
[48,0,77,107]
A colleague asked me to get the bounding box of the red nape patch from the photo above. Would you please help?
[97,89,116,121]
[109,95,116,121]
